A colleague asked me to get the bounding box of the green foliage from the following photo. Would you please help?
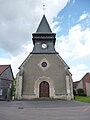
[12,79,16,97]
[77,88,84,96]
[75,96,90,103]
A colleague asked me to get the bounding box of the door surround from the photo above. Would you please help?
[34,76,55,98]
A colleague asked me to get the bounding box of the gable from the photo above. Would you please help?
[19,52,70,69]
[82,72,90,83]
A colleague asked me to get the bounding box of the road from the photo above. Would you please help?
[0,100,90,120]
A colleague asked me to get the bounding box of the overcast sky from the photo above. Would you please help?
[0,0,90,81]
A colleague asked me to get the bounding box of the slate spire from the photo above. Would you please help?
[36,15,52,33]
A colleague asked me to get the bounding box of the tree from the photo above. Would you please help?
[12,79,16,99]
[77,88,84,96]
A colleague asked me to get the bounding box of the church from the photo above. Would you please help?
[15,15,73,100]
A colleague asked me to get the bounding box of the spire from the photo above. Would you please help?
[36,15,52,33]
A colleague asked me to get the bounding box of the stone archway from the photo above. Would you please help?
[39,81,49,97]
[34,76,55,98]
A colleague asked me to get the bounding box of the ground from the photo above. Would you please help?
[0,100,90,120]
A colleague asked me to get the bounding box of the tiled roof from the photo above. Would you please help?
[0,65,9,75]
[81,72,90,80]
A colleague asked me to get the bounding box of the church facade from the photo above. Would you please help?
[15,15,73,100]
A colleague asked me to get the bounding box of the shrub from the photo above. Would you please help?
[77,88,84,96]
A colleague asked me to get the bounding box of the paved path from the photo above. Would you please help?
[0,100,90,120]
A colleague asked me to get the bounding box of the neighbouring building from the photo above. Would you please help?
[73,72,90,96]
[0,65,14,100]
[15,15,73,100]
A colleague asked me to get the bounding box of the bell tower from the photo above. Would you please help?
[31,15,58,54]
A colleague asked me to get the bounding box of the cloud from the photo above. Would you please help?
[0,42,33,77]
[0,0,68,56]
[78,13,89,22]
[56,22,90,81]
[0,58,11,65]
[0,0,69,77]
[70,64,89,81]
[56,24,90,60]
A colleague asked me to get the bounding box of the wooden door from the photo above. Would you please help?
[39,81,49,97]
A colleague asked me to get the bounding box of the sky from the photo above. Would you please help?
[0,0,90,81]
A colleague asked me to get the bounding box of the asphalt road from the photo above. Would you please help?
[0,100,90,120]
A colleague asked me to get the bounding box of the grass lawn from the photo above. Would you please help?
[75,96,90,103]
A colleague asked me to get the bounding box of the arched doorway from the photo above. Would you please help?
[39,81,49,97]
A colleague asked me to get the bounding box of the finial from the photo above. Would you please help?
[43,5,46,15]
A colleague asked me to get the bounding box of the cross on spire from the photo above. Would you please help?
[43,5,46,15]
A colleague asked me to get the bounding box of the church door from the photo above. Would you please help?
[39,81,49,97]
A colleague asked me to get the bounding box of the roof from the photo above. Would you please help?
[0,65,14,80]
[0,65,9,75]
[81,72,90,80]
[36,15,52,33]
[73,81,80,88]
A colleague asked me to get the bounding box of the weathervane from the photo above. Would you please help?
[43,5,46,15]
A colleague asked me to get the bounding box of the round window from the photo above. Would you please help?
[41,62,47,67]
